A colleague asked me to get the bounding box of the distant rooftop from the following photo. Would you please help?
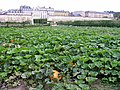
[85,11,111,14]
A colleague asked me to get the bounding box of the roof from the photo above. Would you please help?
[86,11,111,14]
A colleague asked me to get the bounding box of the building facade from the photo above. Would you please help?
[20,5,33,14]
[0,9,6,15]
[0,5,55,24]
[0,5,114,24]
[85,11,113,18]
[7,9,32,16]
[72,11,114,18]
[0,9,2,14]
[53,10,70,16]
[32,7,47,19]
[48,16,112,23]
[0,15,32,22]
[72,11,86,17]
[32,11,48,19]
[20,6,54,19]
[46,7,54,16]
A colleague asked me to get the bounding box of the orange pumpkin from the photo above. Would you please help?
[50,70,62,81]
[11,40,15,43]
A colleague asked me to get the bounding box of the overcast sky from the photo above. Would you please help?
[0,0,120,12]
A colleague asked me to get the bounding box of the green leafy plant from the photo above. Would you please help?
[0,26,120,90]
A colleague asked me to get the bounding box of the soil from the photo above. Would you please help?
[90,79,120,90]
[1,79,120,90]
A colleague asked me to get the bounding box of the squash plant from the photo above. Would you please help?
[0,26,120,90]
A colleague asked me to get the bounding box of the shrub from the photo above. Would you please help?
[57,20,120,27]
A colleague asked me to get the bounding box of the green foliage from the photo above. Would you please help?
[33,19,47,24]
[0,26,120,90]
[0,21,31,27]
[57,20,120,27]
[114,12,120,19]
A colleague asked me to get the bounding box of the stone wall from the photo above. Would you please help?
[0,15,32,22]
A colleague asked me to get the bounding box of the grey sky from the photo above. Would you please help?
[0,0,119,12]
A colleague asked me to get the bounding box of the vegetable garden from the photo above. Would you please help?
[0,26,120,90]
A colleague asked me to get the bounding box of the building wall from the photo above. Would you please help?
[6,12,32,16]
[32,10,48,19]
[72,11,86,17]
[85,11,113,18]
[33,6,54,17]
[54,11,70,16]
[72,11,114,18]
[0,10,2,15]
[46,7,54,16]
[19,6,54,19]
[48,16,113,22]
[0,15,32,22]
[48,10,54,16]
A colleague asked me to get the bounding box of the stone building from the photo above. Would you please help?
[53,10,70,16]
[72,11,113,18]
[72,11,86,17]
[85,11,113,18]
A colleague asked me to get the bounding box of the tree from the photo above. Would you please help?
[114,12,120,19]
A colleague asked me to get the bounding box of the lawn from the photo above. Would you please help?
[0,26,120,90]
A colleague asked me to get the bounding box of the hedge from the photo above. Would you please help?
[57,20,120,27]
